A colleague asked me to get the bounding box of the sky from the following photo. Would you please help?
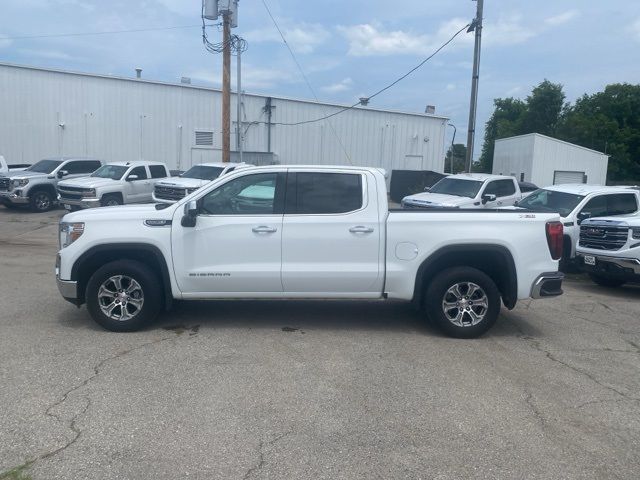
[1,0,639,160]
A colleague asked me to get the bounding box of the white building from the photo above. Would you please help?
[0,62,448,176]
[492,133,609,187]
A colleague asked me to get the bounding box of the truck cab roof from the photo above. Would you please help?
[542,184,636,196]
[107,160,166,167]
[445,173,516,182]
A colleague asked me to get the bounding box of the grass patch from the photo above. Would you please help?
[0,463,33,480]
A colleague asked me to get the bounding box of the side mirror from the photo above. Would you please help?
[577,211,591,225]
[513,200,519,207]
[57,170,69,178]
[127,174,139,181]
[423,187,431,192]
[482,193,497,205]
[181,200,198,227]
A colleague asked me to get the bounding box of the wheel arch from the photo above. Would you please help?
[29,183,57,198]
[71,243,172,309]
[101,191,124,203]
[413,244,518,310]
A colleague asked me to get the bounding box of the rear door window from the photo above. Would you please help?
[606,194,638,215]
[287,172,363,214]
[149,165,168,178]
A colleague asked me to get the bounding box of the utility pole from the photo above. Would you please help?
[236,43,243,163]
[222,12,231,163]
[448,123,456,174]
[465,0,484,172]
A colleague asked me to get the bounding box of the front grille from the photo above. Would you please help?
[155,185,186,201]
[579,225,629,251]
[58,186,86,200]
[0,177,10,191]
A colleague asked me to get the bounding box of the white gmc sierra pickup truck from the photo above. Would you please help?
[55,166,565,338]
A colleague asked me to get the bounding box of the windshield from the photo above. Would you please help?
[517,189,585,216]
[182,166,225,180]
[26,159,63,174]
[429,178,484,198]
[91,165,128,180]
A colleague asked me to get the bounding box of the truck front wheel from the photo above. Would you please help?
[29,190,54,212]
[86,260,162,331]
[588,274,626,288]
[425,266,501,339]
[101,194,122,207]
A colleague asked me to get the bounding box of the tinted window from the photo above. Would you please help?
[292,173,362,214]
[182,165,224,180]
[128,166,148,180]
[519,182,538,193]
[581,195,608,217]
[485,179,516,197]
[65,160,101,174]
[517,189,585,216]
[91,165,127,180]
[26,159,62,173]
[149,165,168,178]
[429,178,483,198]
[200,173,279,215]
[606,194,638,216]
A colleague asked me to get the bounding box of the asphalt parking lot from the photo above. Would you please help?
[1,207,639,480]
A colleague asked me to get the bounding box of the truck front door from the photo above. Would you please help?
[171,171,286,296]
[281,170,383,295]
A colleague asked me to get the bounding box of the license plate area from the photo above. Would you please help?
[584,255,596,266]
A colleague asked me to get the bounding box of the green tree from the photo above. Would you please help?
[520,80,566,136]
[444,143,467,173]
[477,98,526,172]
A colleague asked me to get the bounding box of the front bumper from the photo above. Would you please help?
[0,191,29,204]
[152,193,178,204]
[58,195,101,209]
[530,272,564,299]
[576,253,640,276]
[56,274,80,305]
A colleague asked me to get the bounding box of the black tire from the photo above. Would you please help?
[101,194,122,207]
[29,189,54,212]
[588,274,627,288]
[85,260,162,332]
[425,266,501,339]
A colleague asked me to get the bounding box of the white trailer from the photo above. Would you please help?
[492,133,609,187]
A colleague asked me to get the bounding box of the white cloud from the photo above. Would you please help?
[0,34,12,49]
[188,64,294,90]
[321,77,353,93]
[544,10,579,26]
[244,21,330,54]
[483,14,536,47]
[445,83,456,91]
[18,48,77,60]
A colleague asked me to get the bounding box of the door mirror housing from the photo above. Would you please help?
[577,211,591,225]
[181,200,198,227]
[481,193,497,205]
[126,174,139,181]
[423,186,431,192]
[57,170,69,179]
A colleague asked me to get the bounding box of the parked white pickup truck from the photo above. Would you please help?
[576,214,640,287]
[0,155,30,174]
[401,174,523,209]
[55,166,565,338]
[57,161,170,209]
[153,162,248,204]
[514,184,640,266]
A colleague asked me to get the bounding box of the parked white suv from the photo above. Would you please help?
[0,157,103,212]
[576,214,640,287]
[402,174,522,209]
[153,162,248,204]
[515,185,640,265]
[57,161,169,210]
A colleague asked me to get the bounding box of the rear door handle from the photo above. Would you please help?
[349,226,374,234]
[252,225,277,233]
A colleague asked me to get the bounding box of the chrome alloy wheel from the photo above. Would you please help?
[33,192,51,210]
[442,282,489,327]
[98,275,144,321]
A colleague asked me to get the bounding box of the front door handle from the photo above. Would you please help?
[252,225,277,233]
[349,225,374,234]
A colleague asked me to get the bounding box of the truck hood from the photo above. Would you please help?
[4,170,49,181]
[582,215,640,227]
[404,192,475,207]
[155,177,209,189]
[62,203,176,222]
[58,177,117,189]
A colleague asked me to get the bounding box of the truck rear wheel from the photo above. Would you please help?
[86,260,162,331]
[425,266,501,339]
[588,274,626,288]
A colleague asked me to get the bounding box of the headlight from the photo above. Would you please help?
[81,189,96,198]
[59,222,84,249]
[12,179,29,187]
[632,227,640,240]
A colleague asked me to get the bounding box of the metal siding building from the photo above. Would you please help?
[0,63,448,177]
[492,133,609,187]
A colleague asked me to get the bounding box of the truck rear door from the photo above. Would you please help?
[281,170,383,295]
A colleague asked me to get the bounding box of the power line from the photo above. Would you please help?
[2,24,208,41]
[260,0,352,162]
[269,22,471,127]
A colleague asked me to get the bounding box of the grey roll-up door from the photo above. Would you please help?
[553,170,585,185]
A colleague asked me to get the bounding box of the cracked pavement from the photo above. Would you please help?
[1,208,640,479]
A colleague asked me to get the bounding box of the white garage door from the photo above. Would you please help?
[553,170,585,185]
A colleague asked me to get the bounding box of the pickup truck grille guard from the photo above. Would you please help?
[155,186,186,201]
[579,225,628,251]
